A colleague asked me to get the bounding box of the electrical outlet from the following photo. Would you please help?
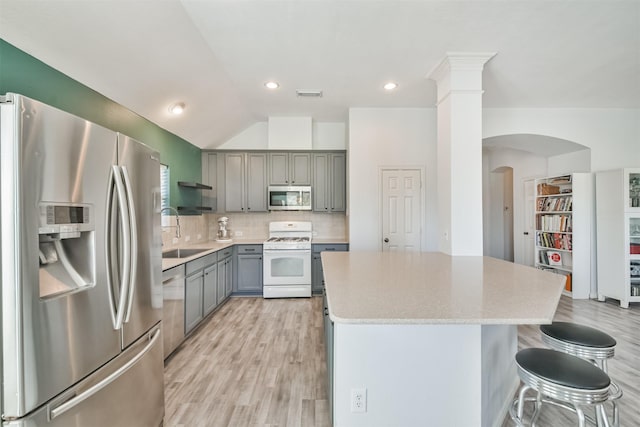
[184,235,191,242]
[235,230,243,237]
[350,388,367,413]
[197,233,202,240]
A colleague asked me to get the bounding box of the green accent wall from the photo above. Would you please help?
[0,38,202,210]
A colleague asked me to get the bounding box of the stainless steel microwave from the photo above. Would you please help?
[268,186,312,211]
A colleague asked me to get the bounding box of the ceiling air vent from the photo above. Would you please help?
[296,90,323,98]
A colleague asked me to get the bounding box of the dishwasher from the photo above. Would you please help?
[162,265,185,359]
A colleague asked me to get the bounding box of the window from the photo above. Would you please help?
[160,164,170,211]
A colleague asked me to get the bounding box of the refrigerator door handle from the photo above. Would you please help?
[106,168,118,328]
[121,166,137,323]
[48,327,161,420]
[112,165,132,331]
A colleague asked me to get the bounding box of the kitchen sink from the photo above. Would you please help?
[162,248,208,259]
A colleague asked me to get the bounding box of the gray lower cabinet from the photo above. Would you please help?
[203,263,218,316]
[323,288,334,424]
[235,245,263,294]
[184,271,204,334]
[184,252,218,335]
[225,256,233,298]
[311,243,349,294]
[217,247,233,304]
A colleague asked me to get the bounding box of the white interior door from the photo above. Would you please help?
[381,169,422,252]
[522,179,536,266]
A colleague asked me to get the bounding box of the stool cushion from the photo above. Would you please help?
[516,348,611,390]
[540,321,616,348]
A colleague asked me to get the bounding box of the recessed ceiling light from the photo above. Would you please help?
[265,81,280,90]
[168,102,185,115]
[383,82,398,91]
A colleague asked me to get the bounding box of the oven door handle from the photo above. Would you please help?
[263,249,311,256]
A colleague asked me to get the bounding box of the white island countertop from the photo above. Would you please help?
[322,251,565,325]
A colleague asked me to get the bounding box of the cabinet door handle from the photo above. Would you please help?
[524,232,529,235]
[325,248,336,251]
[245,248,255,252]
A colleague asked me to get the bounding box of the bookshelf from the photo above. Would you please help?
[596,168,640,308]
[534,173,594,299]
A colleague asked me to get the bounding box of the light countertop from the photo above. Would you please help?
[312,238,349,244]
[161,238,264,270]
[322,251,565,325]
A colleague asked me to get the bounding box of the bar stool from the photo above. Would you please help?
[510,348,612,427]
[540,322,621,426]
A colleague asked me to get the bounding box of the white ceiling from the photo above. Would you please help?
[1,1,638,149]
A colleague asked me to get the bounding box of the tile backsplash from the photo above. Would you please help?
[207,211,347,240]
[161,215,210,249]
[161,212,347,248]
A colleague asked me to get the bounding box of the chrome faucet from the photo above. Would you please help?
[160,207,181,238]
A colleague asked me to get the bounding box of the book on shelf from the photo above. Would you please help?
[546,251,563,266]
[537,196,572,212]
[536,232,572,250]
[537,214,572,232]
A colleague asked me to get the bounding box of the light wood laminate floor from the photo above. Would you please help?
[164,297,330,427]
[164,296,639,427]
[502,296,640,427]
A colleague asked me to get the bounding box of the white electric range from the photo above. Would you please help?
[263,221,312,298]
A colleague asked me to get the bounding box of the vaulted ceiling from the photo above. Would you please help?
[1,1,638,149]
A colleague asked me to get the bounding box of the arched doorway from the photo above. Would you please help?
[482,134,590,265]
[487,166,514,261]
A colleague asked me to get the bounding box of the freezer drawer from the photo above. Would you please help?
[4,325,164,427]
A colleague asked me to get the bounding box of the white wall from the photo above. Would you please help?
[334,323,482,427]
[547,148,590,176]
[313,122,347,150]
[333,323,516,427]
[348,108,438,251]
[483,109,640,171]
[482,147,547,264]
[217,121,346,150]
[218,122,269,149]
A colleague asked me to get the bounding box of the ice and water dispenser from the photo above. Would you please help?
[38,203,95,298]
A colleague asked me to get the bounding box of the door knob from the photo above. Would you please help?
[384,238,389,243]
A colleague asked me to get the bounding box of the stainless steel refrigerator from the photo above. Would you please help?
[0,93,164,426]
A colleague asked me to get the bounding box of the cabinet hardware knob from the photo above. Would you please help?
[384,238,389,243]
[524,232,529,235]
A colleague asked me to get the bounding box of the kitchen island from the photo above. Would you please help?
[322,251,565,427]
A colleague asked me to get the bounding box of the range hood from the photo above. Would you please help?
[268,117,312,150]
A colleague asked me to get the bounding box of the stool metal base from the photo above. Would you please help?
[511,349,613,427]
[540,324,621,427]
[509,387,611,427]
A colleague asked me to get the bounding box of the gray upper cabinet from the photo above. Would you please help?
[313,152,346,212]
[225,153,244,212]
[246,153,268,211]
[224,152,268,212]
[201,152,217,211]
[268,152,311,185]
